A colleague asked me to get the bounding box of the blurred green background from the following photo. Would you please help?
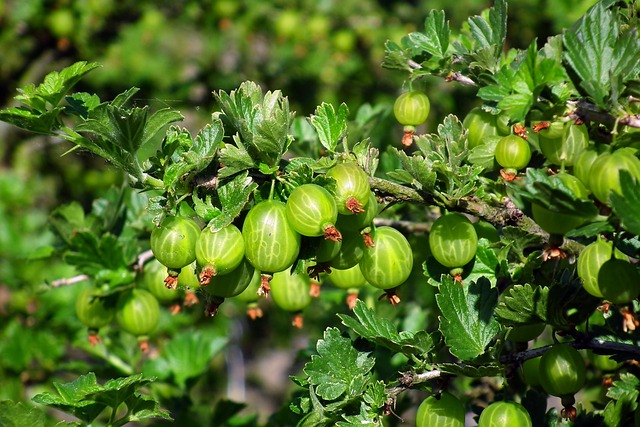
[0,0,598,425]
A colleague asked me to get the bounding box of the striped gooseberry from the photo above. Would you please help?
[494,134,531,178]
[538,122,588,166]
[359,226,413,303]
[329,264,368,308]
[597,258,640,304]
[328,230,366,270]
[588,148,640,205]
[393,90,431,146]
[415,392,465,427]
[577,239,629,298]
[335,191,378,232]
[242,199,301,292]
[478,401,532,427]
[150,215,201,288]
[233,267,263,319]
[463,107,507,149]
[195,224,245,286]
[285,183,340,240]
[429,213,478,276]
[203,258,256,316]
[142,259,183,303]
[115,288,160,352]
[326,162,370,215]
[76,285,116,345]
[269,270,313,327]
[539,344,586,398]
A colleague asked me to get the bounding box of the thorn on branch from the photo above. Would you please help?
[50,274,90,287]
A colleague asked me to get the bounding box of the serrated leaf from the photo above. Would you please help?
[610,170,640,235]
[467,136,500,169]
[124,394,173,422]
[494,283,548,325]
[32,374,106,424]
[208,172,257,231]
[336,403,379,427]
[143,329,227,390]
[218,138,255,179]
[0,400,46,427]
[606,373,640,404]
[64,232,130,276]
[15,61,101,112]
[514,169,598,218]
[310,103,348,153]
[362,381,386,409]
[436,363,503,378]
[303,328,375,401]
[338,300,435,358]
[563,3,640,108]
[215,81,294,169]
[436,276,500,361]
[0,106,63,134]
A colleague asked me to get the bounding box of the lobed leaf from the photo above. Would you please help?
[303,328,375,401]
[309,103,349,153]
[436,276,500,361]
[0,401,46,427]
[494,283,548,325]
[339,300,435,358]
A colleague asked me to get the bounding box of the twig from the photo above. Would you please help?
[386,370,443,401]
[499,339,640,365]
[445,72,477,87]
[50,274,90,287]
[136,249,155,271]
[568,100,640,128]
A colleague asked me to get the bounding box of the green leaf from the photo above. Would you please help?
[563,3,640,107]
[0,401,46,427]
[310,103,349,153]
[338,300,435,358]
[494,283,548,325]
[14,61,101,112]
[161,120,223,191]
[64,232,132,277]
[513,169,598,219]
[124,394,173,423]
[409,10,449,58]
[606,373,640,405]
[467,136,500,169]
[32,373,106,424]
[461,239,500,286]
[0,107,63,134]
[436,276,500,361]
[202,171,257,230]
[214,81,295,169]
[143,328,227,390]
[610,171,640,235]
[303,328,375,401]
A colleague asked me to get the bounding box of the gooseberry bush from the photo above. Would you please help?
[1,1,640,426]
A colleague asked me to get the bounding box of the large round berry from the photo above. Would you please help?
[285,184,340,239]
[359,226,413,290]
[143,259,182,302]
[329,264,367,290]
[495,135,531,171]
[463,107,504,149]
[538,122,588,167]
[393,91,430,126]
[205,258,256,299]
[589,148,640,205]
[196,224,245,285]
[415,392,465,427]
[76,286,115,330]
[242,200,301,274]
[598,258,640,304]
[538,344,586,397]
[115,289,160,338]
[429,213,478,271]
[326,162,371,215]
[150,216,200,270]
[335,191,378,232]
[328,230,365,270]
[270,270,312,313]
[577,239,628,298]
[478,401,532,427]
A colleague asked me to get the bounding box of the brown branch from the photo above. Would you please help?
[569,99,640,128]
[499,339,640,365]
[50,274,90,287]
